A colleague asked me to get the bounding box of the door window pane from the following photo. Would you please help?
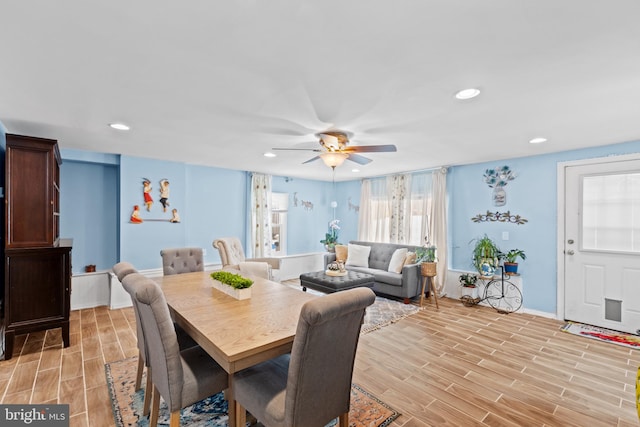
[582,172,640,252]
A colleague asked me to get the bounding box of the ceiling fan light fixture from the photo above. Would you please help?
[455,88,480,100]
[320,152,348,168]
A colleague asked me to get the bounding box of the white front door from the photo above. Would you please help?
[564,159,640,333]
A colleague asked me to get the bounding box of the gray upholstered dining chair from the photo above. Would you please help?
[132,276,228,427]
[213,237,280,280]
[121,272,198,418]
[233,287,376,427]
[160,247,204,275]
[112,261,137,282]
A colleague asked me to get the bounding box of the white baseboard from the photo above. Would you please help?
[71,263,223,311]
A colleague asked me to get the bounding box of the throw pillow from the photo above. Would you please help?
[346,244,371,267]
[335,244,348,262]
[403,251,417,266]
[388,248,408,273]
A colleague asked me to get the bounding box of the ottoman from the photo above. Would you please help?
[299,270,375,294]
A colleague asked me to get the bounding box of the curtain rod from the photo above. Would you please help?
[361,165,448,180]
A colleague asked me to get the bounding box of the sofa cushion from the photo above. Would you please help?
[346,266,403,287]
[335,245,348,262]
[346,244,370,267]
[388,248,408,273]
[403,251,417,266]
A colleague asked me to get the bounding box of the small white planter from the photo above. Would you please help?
[211,280,251,300]
[461,286,479,299]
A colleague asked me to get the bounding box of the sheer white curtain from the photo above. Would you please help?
[359,173,432,245]
[358,169,448,293]
[388,174,412,244]
[430,167,448,294]
[250,173,272,257]
[358,178,390,242]
[409,173,432,246]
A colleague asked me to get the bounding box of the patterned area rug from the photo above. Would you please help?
[106,357,400,427]
[361,296,421,334]
[282,280,422,335]
[561,322,640,349]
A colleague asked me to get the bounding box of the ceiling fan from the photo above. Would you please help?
[272,130,397,168]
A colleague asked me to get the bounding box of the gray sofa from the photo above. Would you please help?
[324,240,422,303]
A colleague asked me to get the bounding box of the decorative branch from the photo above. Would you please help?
[471,210,528,225]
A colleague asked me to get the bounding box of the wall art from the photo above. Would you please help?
[348,196,360,213]
[483,166,516,207]
[471,210,528,225]
[130,177,181,223]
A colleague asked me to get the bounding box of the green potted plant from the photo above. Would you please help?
[320,219,340,252]
[470,234,500,278]
[210,271,254,300]
[459,272,479,299]
[503,249,526,275]
[416,244,437,277]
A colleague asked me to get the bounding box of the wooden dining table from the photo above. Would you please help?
[152,270,318,427]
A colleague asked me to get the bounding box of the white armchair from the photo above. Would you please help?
[213,237,281,281]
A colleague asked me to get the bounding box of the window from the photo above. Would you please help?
[359,172,432,245]
[582,172,640,253]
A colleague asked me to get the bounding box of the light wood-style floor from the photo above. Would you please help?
[1,296,639,426]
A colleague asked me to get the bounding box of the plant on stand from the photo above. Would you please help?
[416,244,437,277]
[503,249,526,275]
[471,234,501,278]
[320,219,340,252]
[459,272,479,300]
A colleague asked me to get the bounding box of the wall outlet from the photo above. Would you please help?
[202,248,207,256]
[502,231,509,241]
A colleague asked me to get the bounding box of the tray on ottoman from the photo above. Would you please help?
[300,270,375,294]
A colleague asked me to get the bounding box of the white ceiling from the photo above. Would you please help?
[2,1,640,181]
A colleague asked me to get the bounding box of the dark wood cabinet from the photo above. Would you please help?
[4,243,71,357]
[5,134,61,248]
[4,134,70,359]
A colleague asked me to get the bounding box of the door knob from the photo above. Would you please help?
[567,239,574,244]
[566,250,575,255]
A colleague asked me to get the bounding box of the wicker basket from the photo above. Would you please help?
[420,262,437,277]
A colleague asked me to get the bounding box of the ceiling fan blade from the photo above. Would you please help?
[343,144,397,153]
[272,148,321,152]
[302,156,321,164]
[347,153,372,165]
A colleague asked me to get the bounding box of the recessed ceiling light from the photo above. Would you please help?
[109,123,130,131]
[263,152,276,158]
[529,137,547,144]
[351,168,360,173]
[455,88,481,100]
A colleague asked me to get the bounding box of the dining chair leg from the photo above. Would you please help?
[135,351,144,390]
[234,400,247,427]
[143,366,153,416]
[169,411,181,427]
[338,412,349,427]
[149,385,160,427]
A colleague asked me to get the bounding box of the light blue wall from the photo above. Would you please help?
[185,165,247,264]
[450,139,640,313]
[271,176,362,253]
[60,160,119,273]
[119,156,189,269]
[334,179,362,244]
[9,119,640,314]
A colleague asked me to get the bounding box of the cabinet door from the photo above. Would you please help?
[5,250,69,327]
[5,135,57,248]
